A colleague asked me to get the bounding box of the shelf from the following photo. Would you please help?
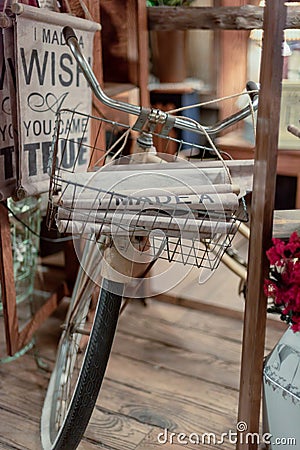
[273,209,300,239]
[148,78,206,95]
[103,82,138,98]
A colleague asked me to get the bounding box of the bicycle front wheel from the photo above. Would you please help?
[41,270,123,450]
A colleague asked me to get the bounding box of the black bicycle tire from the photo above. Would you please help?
[47,279,122,450]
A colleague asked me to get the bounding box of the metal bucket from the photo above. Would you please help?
[263,326,300,449]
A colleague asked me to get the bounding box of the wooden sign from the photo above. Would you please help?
[12,4,100,196]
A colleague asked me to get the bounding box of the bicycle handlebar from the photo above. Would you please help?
[63,26,259,136]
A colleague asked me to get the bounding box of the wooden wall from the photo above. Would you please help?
[100,0,150,106]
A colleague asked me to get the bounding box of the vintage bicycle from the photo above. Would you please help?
[41,25,258,450]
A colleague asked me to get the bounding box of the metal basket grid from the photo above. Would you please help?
[47,109,248,270]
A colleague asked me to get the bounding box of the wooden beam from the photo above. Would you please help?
[17,282,69,350]
[154,293,287,333]
[148,5,300,31]
[237,1,287,449]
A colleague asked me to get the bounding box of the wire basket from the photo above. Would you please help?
[47,108,249,271]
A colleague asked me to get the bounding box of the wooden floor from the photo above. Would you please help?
[0,259,286,450]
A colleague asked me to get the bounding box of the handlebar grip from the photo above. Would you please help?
[63,26,78,44]
[246,81,259,102]
[287,124,300,139]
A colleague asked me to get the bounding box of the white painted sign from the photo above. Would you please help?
[14,5,100,195]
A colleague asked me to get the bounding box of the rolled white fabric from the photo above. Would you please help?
[55,160,253,206]
[58,167,230,210]
[56,183,240,208]
[56,209,237,238]
[56,191,239,213]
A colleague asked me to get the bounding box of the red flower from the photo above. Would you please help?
[290,262,300,284]
[266,238,286,265]
[265,231,300,333]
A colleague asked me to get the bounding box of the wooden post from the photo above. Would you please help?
[0,203,19,356]
[237,1,287,449]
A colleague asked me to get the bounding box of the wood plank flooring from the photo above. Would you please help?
[0,261,286,450]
